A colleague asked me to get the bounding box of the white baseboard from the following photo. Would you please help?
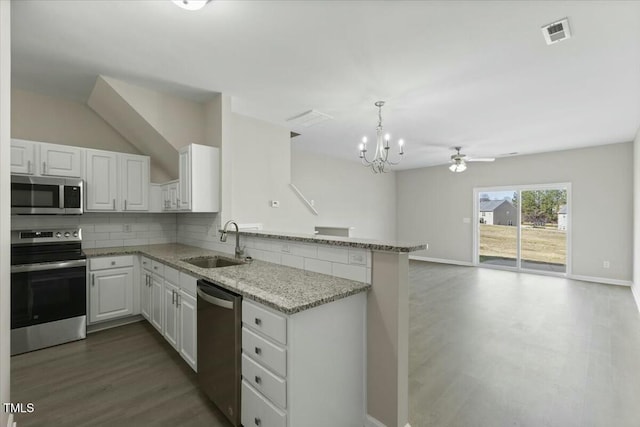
[568,274,632,287]
[409,255,473,267]
[365,415,387,427]
[631,284,640,313]
[364,415,411,427]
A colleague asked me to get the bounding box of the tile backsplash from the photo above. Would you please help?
[176,213,371,283]
[11,213,177,249]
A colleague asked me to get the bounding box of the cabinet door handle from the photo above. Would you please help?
[92,274,95,287]
[254,375,262,385]
[112,199,116,210]
[42,162,46,174]
[254,347,262,355]
[254,417,261,426]
[254,318,262,326]
[27,160,31,174]
[176,294,181,307]
[172,290,176,305]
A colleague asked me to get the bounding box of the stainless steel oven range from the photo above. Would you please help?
[10,229,87,355]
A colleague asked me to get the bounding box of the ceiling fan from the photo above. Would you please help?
[449,147,495,172]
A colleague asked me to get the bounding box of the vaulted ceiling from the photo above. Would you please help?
[11,1,640,169]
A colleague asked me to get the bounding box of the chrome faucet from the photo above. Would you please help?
[220,220,244,258]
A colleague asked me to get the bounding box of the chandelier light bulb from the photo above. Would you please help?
[398,139,404,147]
[384,133,390,141]
[358,143,364,151]
[362,136,368,144]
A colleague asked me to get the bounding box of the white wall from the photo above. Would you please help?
[291,147,397,241]
[0,1,10,424]
[12,88,139,153]
[229,112,313,233]
[633,130,640,308]
[397,142,633,282]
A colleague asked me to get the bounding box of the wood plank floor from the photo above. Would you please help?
[409,261,640,427]
[11,321,231,427]
[12,262,640,426]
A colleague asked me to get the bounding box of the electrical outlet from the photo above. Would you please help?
[425,243,429,250]
[349,253,366,265]
[603,260,610,269]
[270,200,280,208]
[280,244,291,253]
[123,224,131,233]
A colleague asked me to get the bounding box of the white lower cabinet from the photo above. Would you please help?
[179,291,197,371]
[242,381,287,427]
[138,256,198,372]
[241,294,366,427]
[150,274,163,333]
[163,279,179,350]
[88,256,135,324]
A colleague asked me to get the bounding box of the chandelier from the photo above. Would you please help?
[358,101,404,173]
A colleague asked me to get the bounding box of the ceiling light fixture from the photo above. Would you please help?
[171,0,210,11]
[358,101,404,173]
[449,158,467,173]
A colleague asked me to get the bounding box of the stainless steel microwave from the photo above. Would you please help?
[11,175,83,215]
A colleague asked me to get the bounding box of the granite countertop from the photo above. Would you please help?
[84,243,370,315]
[225,229,426,252]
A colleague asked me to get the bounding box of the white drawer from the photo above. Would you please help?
[164,265,179,284]
[242,354,286,409]
[243,300,287,345]
[141,256,152,271]
[180,272,197,297]
[151,260,164,275]
[242,381,286,427]
[242,327,286,377]
[90,255,134,271]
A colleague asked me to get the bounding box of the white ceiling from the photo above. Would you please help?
[11,1,640,169]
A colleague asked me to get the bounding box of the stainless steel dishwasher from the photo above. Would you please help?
[197,279,242,427]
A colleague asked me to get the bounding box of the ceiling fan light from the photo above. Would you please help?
[449,161,467,173]
[171,0,210,11]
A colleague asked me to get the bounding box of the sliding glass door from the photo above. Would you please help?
[475,184,569,275]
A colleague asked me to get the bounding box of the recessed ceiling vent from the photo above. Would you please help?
[286,110,333,128]
[542,18,571,45]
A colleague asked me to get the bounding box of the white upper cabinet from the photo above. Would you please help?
[84,150,150,212]
[40,142,82,177]
[178,144,219,212]
[85,149,118,211]
[178,148,191,210]
[120,154,149,211]
[11,139,82,177]
[10,139,36,175]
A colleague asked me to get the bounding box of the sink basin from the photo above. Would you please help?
[182,256,244,269]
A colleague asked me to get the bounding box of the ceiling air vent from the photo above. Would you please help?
[542,18,571,45]
[286,110,333,128]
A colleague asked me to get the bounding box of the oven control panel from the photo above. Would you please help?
[12,229,82,244]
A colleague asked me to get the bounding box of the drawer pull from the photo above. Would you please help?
[254,417,261,426]
[254,347,262,355]
[254,318,262,326]
[154,266,158,270]
[111,261,116,266]
[254,375,262,384]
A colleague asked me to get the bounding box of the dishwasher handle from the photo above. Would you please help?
[197,283,235,310]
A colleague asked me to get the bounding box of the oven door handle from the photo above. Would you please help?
[11,259,87,273]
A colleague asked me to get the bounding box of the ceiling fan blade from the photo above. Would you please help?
[467,157,495,162]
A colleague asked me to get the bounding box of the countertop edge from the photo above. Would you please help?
[223,230,426,252]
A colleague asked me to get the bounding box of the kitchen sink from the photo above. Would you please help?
[182,256,244,269]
